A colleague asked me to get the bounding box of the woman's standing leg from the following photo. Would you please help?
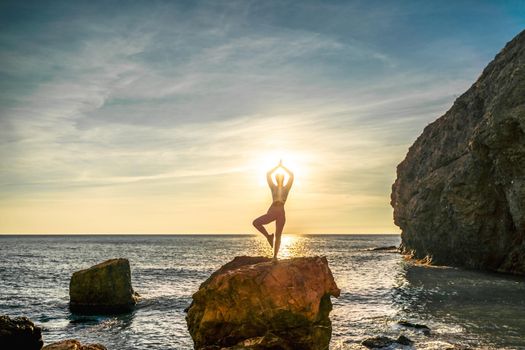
[273,209,286,259]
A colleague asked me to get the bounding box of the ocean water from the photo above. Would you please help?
[0,234,524,350]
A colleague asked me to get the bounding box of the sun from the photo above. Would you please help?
[253,151,308,187]
[271,167,290,186]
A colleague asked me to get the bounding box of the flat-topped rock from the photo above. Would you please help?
[186,256,340,350]
[69,258,138,314]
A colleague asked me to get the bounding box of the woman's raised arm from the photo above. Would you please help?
[281,165,294,189]
[266,170,275,188]
[266,163,280,188]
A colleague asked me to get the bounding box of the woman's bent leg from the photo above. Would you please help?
[253,212,276,247]
[273,211,286,259]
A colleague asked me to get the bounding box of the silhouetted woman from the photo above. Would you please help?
[252,160,294,260]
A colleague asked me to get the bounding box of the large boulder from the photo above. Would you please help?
[0,315,43,350]
[186,256,340,350]
[391,29,525,274]
[69,258,139,314]
[42,339,106,350]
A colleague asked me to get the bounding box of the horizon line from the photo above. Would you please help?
[0,232,400,236]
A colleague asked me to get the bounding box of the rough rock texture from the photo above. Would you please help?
[391,29,525,274]
[0,315,43,350]
[42,339,106,350]
[69,258,139,314]
[186,256,340,350]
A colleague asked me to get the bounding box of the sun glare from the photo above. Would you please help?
[254,151,309,187]
[271,167,290,186]
[277,235,308,259]
[257,234,307,259]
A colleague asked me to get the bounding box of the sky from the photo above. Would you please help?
[0,1,524,234]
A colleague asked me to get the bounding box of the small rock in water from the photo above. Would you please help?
[42,339,106,350]
[444,345,473,350]
[69,258,139,314]
[0,315,43,350]
[397,320,431,335]
[361,335,414,348]
[371,246,398,251]
[396,335,414,345]
[361,336,396,348]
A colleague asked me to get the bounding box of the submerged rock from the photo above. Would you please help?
[371,246,398,251]
[391,29,525,275]
[0,315,43,350]
[361,336,393,349]
[445,345,474,350]
[397,320,431,335]
[69,258,139,314]
[361,335,413,348]
[396,335,414,346]
[186,256,340,350]
[42,339,106,350]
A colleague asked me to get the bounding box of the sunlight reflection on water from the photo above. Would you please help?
[275,234,307,259]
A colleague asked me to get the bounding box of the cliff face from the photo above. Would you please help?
[186,256,340,350]
[391,30,525,275]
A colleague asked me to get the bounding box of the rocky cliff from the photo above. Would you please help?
[391,30,525,274]
[186,256,340,350]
